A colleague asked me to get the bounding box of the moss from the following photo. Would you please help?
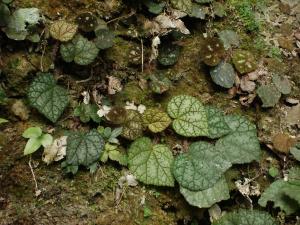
[228,0,261,32]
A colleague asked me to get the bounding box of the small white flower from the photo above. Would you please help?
[125,101,137,111]
[97,105,111,118]
[81,91,90,104]
[137,104,146,114]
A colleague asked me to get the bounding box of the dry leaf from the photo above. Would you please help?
[50,20,78,42]
[272,133,296,154]
[42,136,67,164]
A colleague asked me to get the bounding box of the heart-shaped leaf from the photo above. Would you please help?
[121,110,144,140]
[212,209,278,225]
[172,141,231,191]
[210,62,236,88]
[128,137,174,187]
[256,84,281,108]
[28,73,69,123]
[50,20,78,42]
[205,106,231,138]
[60,34,99,65]
[167,95,209,137]
[232,50,257,74]
[142,108,171,133]
[180,176,230,208]
[64,129,104,168]
[95,29,115,50]
[215,130,261,164]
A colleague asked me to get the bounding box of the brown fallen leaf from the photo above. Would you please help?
[272,133,296,154]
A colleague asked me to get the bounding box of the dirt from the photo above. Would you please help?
[1,0,300,224]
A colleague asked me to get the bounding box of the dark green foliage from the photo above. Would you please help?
[28,73,69,123]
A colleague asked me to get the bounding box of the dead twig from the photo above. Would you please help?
[28,156,41,197]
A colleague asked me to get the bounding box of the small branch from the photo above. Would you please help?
[28,156,41,197]
[106,10,136,24]
[141,38,144,73]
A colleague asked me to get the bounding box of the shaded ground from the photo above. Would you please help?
[1,0,300,224]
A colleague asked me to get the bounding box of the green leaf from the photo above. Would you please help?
[142,108,171,133]
[205,106,231,139]
[195,0,213,3]
[0,118,8,124]
[22,127,42,138]
[74,103,101,123]
[24,137,42,155]
[282,184,300,206]
[40,133,53,147]
[167,95,209,137]
[290,143,300,161]
[172,141,231,191]
[257,84,281,108]
[232,50,257,74]
[210,62,236,88]
[0,3,10,26]
[60,34,99,65]
[143,0,166,14]
[180,176,230,208]
[28,73,69,123]
[64,130,104,169]
[215,130,261,164]
[224,114,256,133]
[4,8,42,40]
[218,30,240,50]
[95,29,115,50]
[258,180,299,215]
[158,44,181,66]
[121,110,144,140]
[212,209,278,225]
[170,0,192,13]
[272,74,291,95]
[128,137,174,187]
[49,20,78,42]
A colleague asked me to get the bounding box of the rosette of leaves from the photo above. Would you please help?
[60,34,99,65]
[212,209,278,225]
[97,126,123,145]
[49,20,78,42]
[76,12,98,32]
[3,8,43,41]
[27,73,69,123]
[121,109,144,140]
[74,103,101,123]
[62,129,104,174]
[200,37,225,66]
[258,167,300,215]
[142,108,171,133]
[128,137,174,186]
[210,61,236,88]
[232,50,257,74]
[167,95,209,137]
[149,73,172,94]
[95,29,115,50]
[158,43,181,66]
[22,127,53,155]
